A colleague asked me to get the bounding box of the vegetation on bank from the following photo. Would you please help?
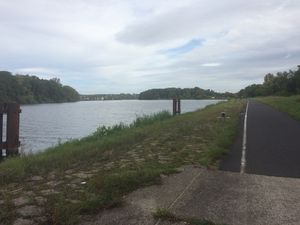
[0,100,245,225]
[256,95,300,121]
[0,71,80,104]
[139,87,234,100]
[239,66,300,98]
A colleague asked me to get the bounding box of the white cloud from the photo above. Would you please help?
[0,0,300,93]
[14,67,58,75]
[202,63,221,67]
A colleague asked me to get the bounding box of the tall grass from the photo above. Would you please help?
[131,110,171,127]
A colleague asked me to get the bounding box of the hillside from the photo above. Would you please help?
[139,87,233,100]
[0,71,80,104]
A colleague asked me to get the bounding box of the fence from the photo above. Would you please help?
[0,103,21,158]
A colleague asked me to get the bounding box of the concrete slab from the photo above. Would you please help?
[80,166,300,225]
[171,169,300,225]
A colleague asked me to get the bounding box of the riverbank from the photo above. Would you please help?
[256,95,300,121]
[0,100,245,225]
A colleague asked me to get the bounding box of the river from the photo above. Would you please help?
[12,99,222,154]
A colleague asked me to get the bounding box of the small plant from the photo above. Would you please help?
[44,194,80,225]
[153,208,180,221]
[153,208,224,225]
[94,123,128,137]
[188,218,225,225]
[131,111,172,128]
[0,195,16,225]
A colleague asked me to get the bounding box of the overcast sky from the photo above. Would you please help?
[1,0,299,94]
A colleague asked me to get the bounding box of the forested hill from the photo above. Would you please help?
[0,71,80,104]
[139,87,232,99]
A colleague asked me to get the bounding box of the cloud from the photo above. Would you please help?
[201,63,221,67]
[0,0,300,93]
[14,67,59,77]
[161,39,204,56]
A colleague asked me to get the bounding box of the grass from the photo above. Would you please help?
[153,208,227,225]
[0,100,245,225]
[256,95,300,121]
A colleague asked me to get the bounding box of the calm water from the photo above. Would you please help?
[16,100,222,153]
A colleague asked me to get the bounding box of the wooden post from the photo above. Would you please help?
[0,103,21,157]
[6,103,20,156]
[173,99,181,116]
[173,99,177,116]
[0,106,3,159]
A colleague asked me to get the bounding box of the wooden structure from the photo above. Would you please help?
[173,99,181,115]
[0,103,21,157]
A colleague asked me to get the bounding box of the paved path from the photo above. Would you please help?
[221,100,300,178]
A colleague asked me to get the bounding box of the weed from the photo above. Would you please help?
[153,208,226,225]
[153,208,180,221]
[44,194,80,225]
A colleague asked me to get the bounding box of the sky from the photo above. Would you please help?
[0,0,300,94]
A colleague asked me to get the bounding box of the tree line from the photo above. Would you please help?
[3,66,298,104]
[139,87,233,100]
[0,71,80,104]
[238,66,300,97]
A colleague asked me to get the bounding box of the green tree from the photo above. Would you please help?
[0,71,80,104]
[238,66,300,97]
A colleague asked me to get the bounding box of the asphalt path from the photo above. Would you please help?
[220,100,300,178]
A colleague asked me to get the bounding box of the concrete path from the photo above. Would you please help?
[171,168,300,225]
[221,100,300,178]
[80,166,300,225]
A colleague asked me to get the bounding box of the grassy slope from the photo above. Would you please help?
[256,95,300,121]
[0,100,245,225]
